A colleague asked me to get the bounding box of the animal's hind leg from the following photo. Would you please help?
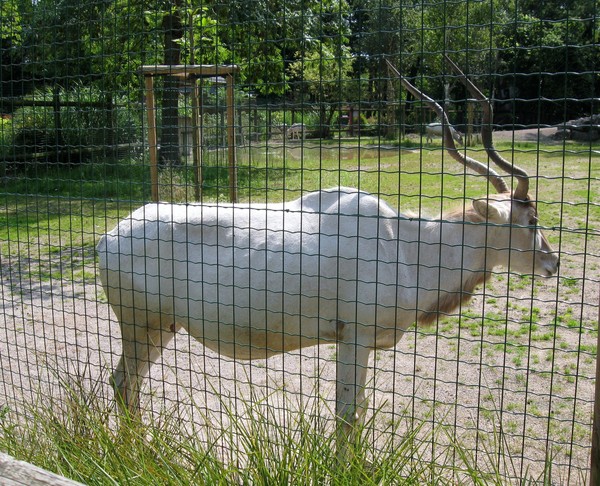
[112,309,178,414]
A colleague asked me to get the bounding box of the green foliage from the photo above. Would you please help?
[496,8,598,118]
[290,43,354,101]
[1,85,142,174]
[176,6,231,64]
[96,0,163,93]
[0,0,22,46]
[4,0,598,124]
[21,0,106,86]
[289,41,355,134]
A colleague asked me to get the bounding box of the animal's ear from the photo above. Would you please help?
[472,198,511,223]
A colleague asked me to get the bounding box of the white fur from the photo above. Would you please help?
[287,123,305,140]
[97,187,558,444]
[426,122,464,145]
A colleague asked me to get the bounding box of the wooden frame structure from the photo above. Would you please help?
[140,64,240,202]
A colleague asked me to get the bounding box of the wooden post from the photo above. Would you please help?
[144,75,159,202]
[226,73,238,203]
[466,101,474,147]
[591,284,600,486]
[191,79,203,201]
[52,87,64,151]
[140,65,239,203]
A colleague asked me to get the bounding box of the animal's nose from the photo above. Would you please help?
[546,254,559,275]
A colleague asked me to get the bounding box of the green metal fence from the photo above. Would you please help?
[1,0,598,483]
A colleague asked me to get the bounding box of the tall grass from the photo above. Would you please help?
[0,363,535,485]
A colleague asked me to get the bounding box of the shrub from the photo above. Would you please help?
[2,85,143,172]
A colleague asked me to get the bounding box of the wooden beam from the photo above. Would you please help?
[140,65,239,77]
[0,452,85,485]
[191,81,203,201]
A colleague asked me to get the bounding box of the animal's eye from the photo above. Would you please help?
[529,217,538,227]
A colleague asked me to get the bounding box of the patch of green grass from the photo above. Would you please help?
[508,275,533,292]
[2,156,151,201]
[0,194,134,287]
[553,307,584,332]
[560,277,579,288]
[531,330,555,342]
[579,343,597,355]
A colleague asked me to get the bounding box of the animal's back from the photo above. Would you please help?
[97,188,402,357]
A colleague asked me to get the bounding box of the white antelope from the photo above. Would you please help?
[287,122,305,140]
[426,122,464,145]
[97,58,558,449]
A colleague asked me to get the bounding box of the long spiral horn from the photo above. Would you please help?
[386,59,508,194]
[444,55,529,200]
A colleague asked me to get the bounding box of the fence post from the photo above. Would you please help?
[52,87,64,149]
[144,75,159,202]
[226,73,238,203]
[191,79,203,201]
[591,284,600,486]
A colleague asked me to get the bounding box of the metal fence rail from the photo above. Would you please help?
[0,0,598,483]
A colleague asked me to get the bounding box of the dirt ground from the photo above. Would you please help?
[414,126,563,144]
[1,127,598,483]
[489,126,558,142]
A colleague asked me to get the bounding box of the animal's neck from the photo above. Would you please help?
[407,209,499,326]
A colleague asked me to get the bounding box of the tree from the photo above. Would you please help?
[289,41,354,137]
[100,0,229,164]
[22,0,110,89]
[349,0,422,136]
[284,0,354,137]
[353,0,598,126]
[7,0,596,137]
[0,0,25,99]
[497,1,600,123]
[157,1,184,165]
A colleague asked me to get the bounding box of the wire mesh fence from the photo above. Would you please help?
[0,0,598,484]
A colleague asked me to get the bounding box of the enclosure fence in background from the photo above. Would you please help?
[0,0,598,484]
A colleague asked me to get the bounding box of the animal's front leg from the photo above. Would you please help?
[335,326,372,453]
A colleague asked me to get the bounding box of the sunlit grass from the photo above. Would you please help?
[2,137,597,227]
[0,364,564,485]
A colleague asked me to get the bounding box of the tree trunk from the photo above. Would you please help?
[316,104,332,138]
[385,74,397,139]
